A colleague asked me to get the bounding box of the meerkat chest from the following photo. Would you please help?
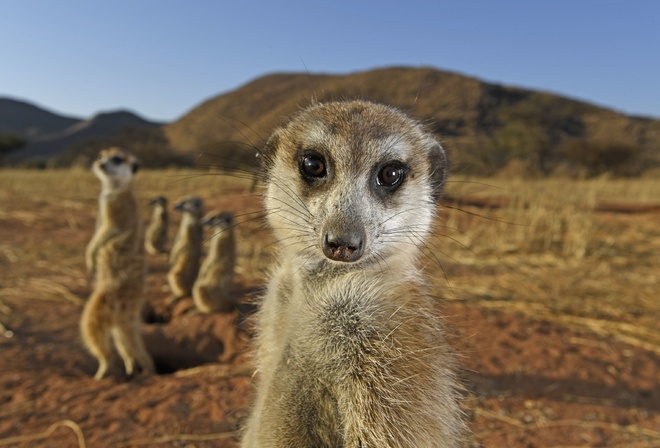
[275,269,417,375]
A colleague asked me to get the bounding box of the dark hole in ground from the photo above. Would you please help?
[144,325,227,375]
[153,353,216,375]
[140,289,259,375]
[142,305,247,375]
[142,303,171,324]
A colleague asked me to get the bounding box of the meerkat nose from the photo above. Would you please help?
[323,227,365,262]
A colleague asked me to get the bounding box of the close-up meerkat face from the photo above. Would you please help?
[262,100,448,267]
[92,147,140,190]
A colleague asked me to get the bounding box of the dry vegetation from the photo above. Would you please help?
[437,175,660,352]
[1,168,659,447]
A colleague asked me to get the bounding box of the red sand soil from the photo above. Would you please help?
[1,193,659,447]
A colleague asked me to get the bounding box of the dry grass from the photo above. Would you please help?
[0,167,271,286]
[431,175,660,352]
[2,168,659,447]
[3,168,658,353]
[3,169,659,318]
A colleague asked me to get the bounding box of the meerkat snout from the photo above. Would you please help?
[202,210,233,228]
[322,222,365,262]
[149,196,167,207]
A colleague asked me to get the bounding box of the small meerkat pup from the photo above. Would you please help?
[81,147,155,380]
[145,196,169,255]
[192,211,237,313]
[241,101,466,447]
[167,196,204,303]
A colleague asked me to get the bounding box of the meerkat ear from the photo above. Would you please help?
[132,160,141,173]
[259,129,282,175]
[428,137,449,201]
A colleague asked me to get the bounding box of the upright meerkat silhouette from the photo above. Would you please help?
[167,196,204,303]
[192,211,237,313]
[81,147,155,380]
[241,101,467,447]
[145,196,169,255]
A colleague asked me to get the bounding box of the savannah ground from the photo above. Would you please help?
[0,168,659,447]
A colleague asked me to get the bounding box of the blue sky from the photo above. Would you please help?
[1,0,658,122]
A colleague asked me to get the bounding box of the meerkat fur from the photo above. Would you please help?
[145,196,169,255]
[241,100,467,447]
[167,196,204,302]
[81,147,155,380]
[192,211,237,313]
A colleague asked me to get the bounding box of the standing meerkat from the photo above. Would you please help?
[241,100,466,447]
[81,147,155,380]
[167,196,204,303]
[192,211,237,313]
[145,196,169,255]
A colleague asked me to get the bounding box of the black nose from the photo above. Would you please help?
[323,228,365,262]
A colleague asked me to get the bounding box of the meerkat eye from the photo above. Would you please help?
[377,163,405,188]
[110,155,124,164]
[300,154,327,179]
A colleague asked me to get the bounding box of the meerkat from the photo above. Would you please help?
[145,196,169,255]
[167,196,204,303]
[81,147,155,380]
[192,211,237,313]
[241,100,467,447]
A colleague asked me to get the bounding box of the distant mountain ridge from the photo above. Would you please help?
[164,67,660,176]
[0,97,80,140]
[0,97,164,164]
[3,66,659,175]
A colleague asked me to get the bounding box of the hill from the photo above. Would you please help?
[165,67,660,176]
[5,110,164,164]
[0,97,80,140]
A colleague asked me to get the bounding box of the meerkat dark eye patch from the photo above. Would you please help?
[110,155,125,165]
[300,153,327,179]
[376,162,406,189]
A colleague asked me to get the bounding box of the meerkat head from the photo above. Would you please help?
[149,196,167,207]
[261,100,448,268]
[201,211,234,229]
[173,197,204,219]
[92,147,140,191]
